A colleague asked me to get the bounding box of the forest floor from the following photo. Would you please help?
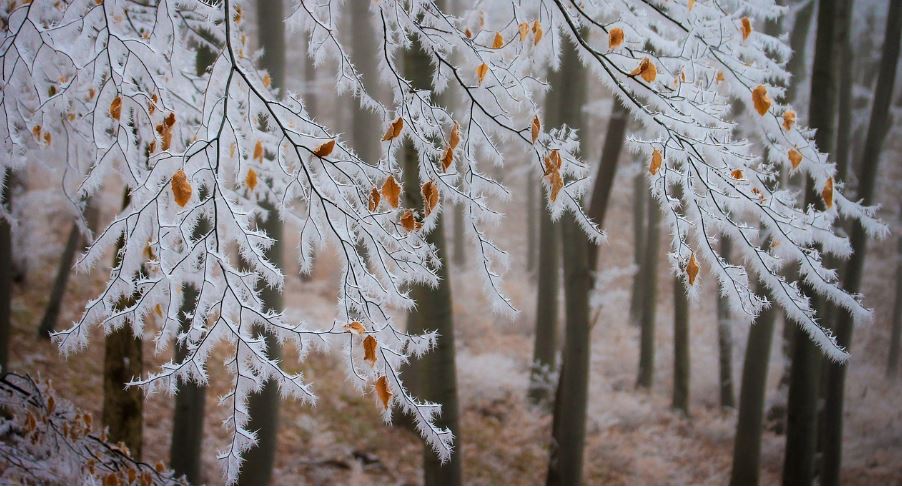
[6,139,902,485]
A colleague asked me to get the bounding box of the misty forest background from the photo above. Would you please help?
[1,0,902,484]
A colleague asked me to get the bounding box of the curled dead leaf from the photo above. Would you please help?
[609,27,624,49]
[630,57,657,83]
[400,209,421,232]
[532,19,543,45]
[449,122,461,150]
[687,253,699,285]
[783,110,796,131]
[741,16,752,40]
[344,321,366,335]
[716,70,725,83]
[262,73,271,88]
[109,96,122,120]
[382,117,404,141]
[245,168,257,190]
[548,170,564,203]
[649,148,663,175]
[531,115,541,144]
[476,63,489,85]
[363,335,378,366]
[421,180,440,216]
[441,147,454,172]
[751,84,771,116]
[368,187,381,212]
[788,148,802,169]
[313,139,335,158]
[518,22,529,42]
[731,168,744,180]
[381,175,401,208]
[822,177,833,209]
[375,376,392,409]
[492,32,504,49]
[171,169,192,207]
[253,140,264,161]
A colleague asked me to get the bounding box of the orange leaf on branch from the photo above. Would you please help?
[630,57,657,83]
[171,169,192,207]
[382,117,404,141]
[375,376,392,410]
[751,84,771,116]
[363,335,378,366]
[687,253,700,285]
[381,175,401,208]
[421,180,440,216]
[609,27,624,49]
[649,148,663,175]
[368,187,381,212]
[313,139,335,158]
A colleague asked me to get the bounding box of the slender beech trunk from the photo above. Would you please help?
[783,2,838,483]
[672,276,690,414]
[38,223,80,338]
[168,32,217,484]
[784,0,816,106]
[0,170,12,374]
[636,192,660,389]
[238,3,286,483]
[717,239,735,409]
[547,37,589,486]
[730,280,778,485]
[401,37,462,486]
[821,3,901,483]
[587,99,627,271]
[528,66,562,405]
[526,174,537,274]
[888,222,902,380]
[103,189,143,459]
[629,171,646,324]
[350,5,380,166]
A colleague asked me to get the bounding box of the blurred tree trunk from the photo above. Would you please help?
[547,37,589,486]
[586,99,627,271]
[888,220,902,380]
[716,239,735,409]
[103,189,143,459]
[821,3,900,483]
[39,201,98,338]
[453,204,466,266]
[730,280,778,485]
[350,5,380,166]
[784,0,815,106]
[783,1,838,483]
[526,174,537,274]
[672,276,690,414]
[38,223,79,338]
[237,2,287,484]
[401,36,463,486]
[0,170,12,373]
[629,172,646,324]
[636,192,659,389]
[168,32,217,484]
[528,66,562,405]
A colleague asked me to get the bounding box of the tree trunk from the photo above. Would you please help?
[38,223,80,339]
[820,3,900,483]
[783,0,816,106]
[783,1,839,483]
[629,172,646,324]
[401,36,462,486]
[168,31,217,484]
[102,189,143,459]
[350,5,380,166]
[587,99,627,271]
[547,37,589,486]
[888,223,902,380]
[169,284,206,484]
[716,239,735,409]
[238,3,287,484]
[730,280,778,485]
[636,192,660,389]
[526,174,537,275]
[672,276,690,414]
[528,65,562,405]
[0,170,12,374]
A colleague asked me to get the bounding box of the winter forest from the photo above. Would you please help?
[0,0,900,484]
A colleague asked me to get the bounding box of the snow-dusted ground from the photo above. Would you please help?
[7,133,902,484]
